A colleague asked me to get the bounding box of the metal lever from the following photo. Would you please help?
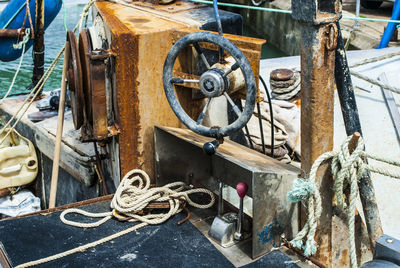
[218,182,224,217]
[234,182,248,240]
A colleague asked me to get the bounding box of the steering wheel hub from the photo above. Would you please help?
[199,69,227,98]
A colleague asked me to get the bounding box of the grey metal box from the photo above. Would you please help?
[154,126,300,259]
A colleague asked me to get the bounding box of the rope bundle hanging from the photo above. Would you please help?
[287,135,400,268]
[15,169,215,268]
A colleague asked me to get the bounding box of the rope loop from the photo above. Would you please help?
[18,169,214,268]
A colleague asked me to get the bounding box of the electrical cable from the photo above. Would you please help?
[212,0,224,61]
[256,102,266,155]
[244,124,254,149]
[259,76,274,158]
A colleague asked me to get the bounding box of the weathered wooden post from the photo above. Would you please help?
[291,0,340,266]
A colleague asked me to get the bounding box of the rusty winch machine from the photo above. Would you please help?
[65,0,300,264]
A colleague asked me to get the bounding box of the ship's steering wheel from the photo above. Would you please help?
[163,32,256,139]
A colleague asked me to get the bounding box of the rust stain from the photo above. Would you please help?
[94,1,265,182]
[300,24,335,267]
[128,17,150,24]
[96,2,142,178]
[340,249,348,267]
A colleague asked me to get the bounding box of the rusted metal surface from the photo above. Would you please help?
[79,30,93,125]
[294,0,374,264]
[94,1,265,180]
[299,24,335,267]
[78,29,116,142]
[66,30,84,130]
[0,29,25,39]
[89,49,109,140]
[270,69,294,81]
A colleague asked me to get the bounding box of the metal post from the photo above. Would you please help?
[355,0,360,29]
[31,0,45,94]
[335,22,383,249]
[291,0,340,266]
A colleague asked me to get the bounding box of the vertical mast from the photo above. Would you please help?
[31,0,45,94]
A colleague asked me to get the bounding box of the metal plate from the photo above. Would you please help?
[79,29,93,124]
[67,30,84,130]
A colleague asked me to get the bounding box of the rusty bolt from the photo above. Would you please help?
[270,69,294,81]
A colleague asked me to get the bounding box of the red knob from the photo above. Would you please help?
[236,182,248,198]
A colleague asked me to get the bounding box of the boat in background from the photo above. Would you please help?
[0,0,62,61]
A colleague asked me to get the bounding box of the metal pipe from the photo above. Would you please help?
[335,22,383,248]
[355,0,360,29]
[0,29,24,39]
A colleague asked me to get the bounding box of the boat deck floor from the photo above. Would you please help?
[0,200,299,268]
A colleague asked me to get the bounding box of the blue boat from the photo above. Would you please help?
[0,0,62,62]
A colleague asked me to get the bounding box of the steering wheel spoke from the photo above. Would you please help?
[196,98,212,125]
[193,42,211,70]
[170,78,200,84]
[222,62,240,78]
[224,92,242,117]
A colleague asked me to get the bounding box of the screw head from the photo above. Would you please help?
[386,238,394,244]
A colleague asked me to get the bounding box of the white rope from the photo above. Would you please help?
[348,51,400,94]
[350,70,400,95]
[0,29,31,104]
[15,169,215,268]
[349,51,400,69]
[287,136,400,268]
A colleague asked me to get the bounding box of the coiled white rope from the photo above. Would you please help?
[15,169,215,268]
[287,135,400,268]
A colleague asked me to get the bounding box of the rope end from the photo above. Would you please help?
[287,178,316,203]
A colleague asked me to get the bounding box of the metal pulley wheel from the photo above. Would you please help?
[66,30,84,130]
[163,32,256,138]
[78,29,93,124]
